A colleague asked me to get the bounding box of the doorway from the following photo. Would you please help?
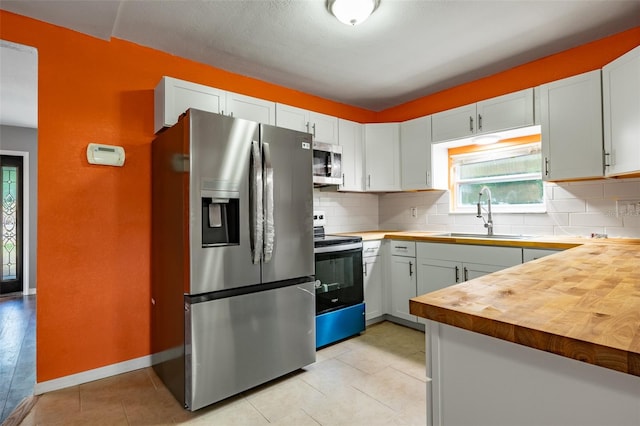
[1,155,23,295]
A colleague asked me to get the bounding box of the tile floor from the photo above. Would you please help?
[0,294,36,423]
[18,321,426,425]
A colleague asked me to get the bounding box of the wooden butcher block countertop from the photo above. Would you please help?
[338,231,640,376]
[410,242,640,377]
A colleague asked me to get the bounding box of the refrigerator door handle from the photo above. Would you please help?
[262,142,275,263]
[249,141,263,264]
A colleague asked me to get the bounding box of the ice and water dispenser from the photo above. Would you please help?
[201,191,239,246]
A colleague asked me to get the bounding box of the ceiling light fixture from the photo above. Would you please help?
[328,0,379,26]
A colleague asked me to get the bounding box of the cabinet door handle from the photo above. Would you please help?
[544,157,550,176]
[604,152,611,168]
[305,122,310,133]
[478,114,482,131]
[364,263,368,277]
[455,266,460,282]
[342,173,345,186]
[367,174,371,188]
[463,267,468,282]
[409,261,413,277]
[469,116,474,132]
[312,123,317,138]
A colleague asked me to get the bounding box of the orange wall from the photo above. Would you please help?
[0,11,373,382]
[0,9,638,383]
[378,26,640,122]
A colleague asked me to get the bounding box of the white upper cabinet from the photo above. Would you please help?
[154,76,225,133]
[225,92,276,125]
[154,76,276,133]
[310,111,339,145]
[400,115,435,190]
[338,119,364,191]
[274,103,309,132]
[275,104,338,144]
[364,123,401,191]
[539,70,604,181]
[431,103,477,142]
[476,89,535,134]
[603,45,640,177]
[431,89,534,142]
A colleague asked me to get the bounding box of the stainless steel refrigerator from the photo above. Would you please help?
[151,108,315,411]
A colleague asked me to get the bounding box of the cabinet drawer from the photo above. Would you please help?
[390,240,415,257]
[363,240,382,257]
[417,242,520,267]
[522,248,561,263]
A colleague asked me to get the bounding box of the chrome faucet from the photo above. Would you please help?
[477,186,493,236]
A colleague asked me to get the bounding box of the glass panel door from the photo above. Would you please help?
[315,248,363,314]
[1,156,23,294]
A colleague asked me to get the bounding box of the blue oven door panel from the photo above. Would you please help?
[315,302,365,348]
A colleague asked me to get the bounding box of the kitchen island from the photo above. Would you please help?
[409,241,640,426]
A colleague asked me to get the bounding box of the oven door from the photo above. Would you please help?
[314,245,363,314]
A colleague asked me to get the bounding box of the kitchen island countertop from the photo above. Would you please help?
[410,241,640,376]
[338,230,640,376]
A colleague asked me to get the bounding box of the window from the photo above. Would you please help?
[449,135,544,213]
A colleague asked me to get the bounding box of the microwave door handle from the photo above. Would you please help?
[262,142,275,263]
[249,141,263,264]
[325,153,332,176]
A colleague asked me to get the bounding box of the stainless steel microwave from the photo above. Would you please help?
[313,141,342,186]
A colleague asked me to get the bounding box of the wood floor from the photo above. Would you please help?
[18,321,427,425]
[0,294,36,424]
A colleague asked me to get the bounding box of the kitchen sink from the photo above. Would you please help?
[433,232,534,240]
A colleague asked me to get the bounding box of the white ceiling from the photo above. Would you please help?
[1,0,639,116]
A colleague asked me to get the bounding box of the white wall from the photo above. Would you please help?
[316,178,640,238]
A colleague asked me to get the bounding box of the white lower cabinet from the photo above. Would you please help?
[416,242,521,324]
[362,240,384,321]
[426,322,640,426]
[389,241,417,322]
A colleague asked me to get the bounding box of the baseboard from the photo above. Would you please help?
[383,314,426,332]
[24,288,36,295]
[34,355,153,395]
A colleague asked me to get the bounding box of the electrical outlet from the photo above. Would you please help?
[615,199,640,217]
[410,207,418,218]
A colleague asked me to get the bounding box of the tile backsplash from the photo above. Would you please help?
[315,177,640,238]
[314,189,379,233]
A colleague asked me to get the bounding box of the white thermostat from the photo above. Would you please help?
[87,143,125,167]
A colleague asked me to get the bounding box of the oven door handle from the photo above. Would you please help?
[314,243,362,254]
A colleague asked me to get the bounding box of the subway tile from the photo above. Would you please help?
[511,225,555,236]
[553,184,604,200]
[523,213,569,227]
[547,199,586,213]
[554,226,606,237]
[603,179,640,199]
[569,212,624,228]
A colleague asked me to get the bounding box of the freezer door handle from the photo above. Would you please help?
[263,142,275,263]
[250,141,263,264]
